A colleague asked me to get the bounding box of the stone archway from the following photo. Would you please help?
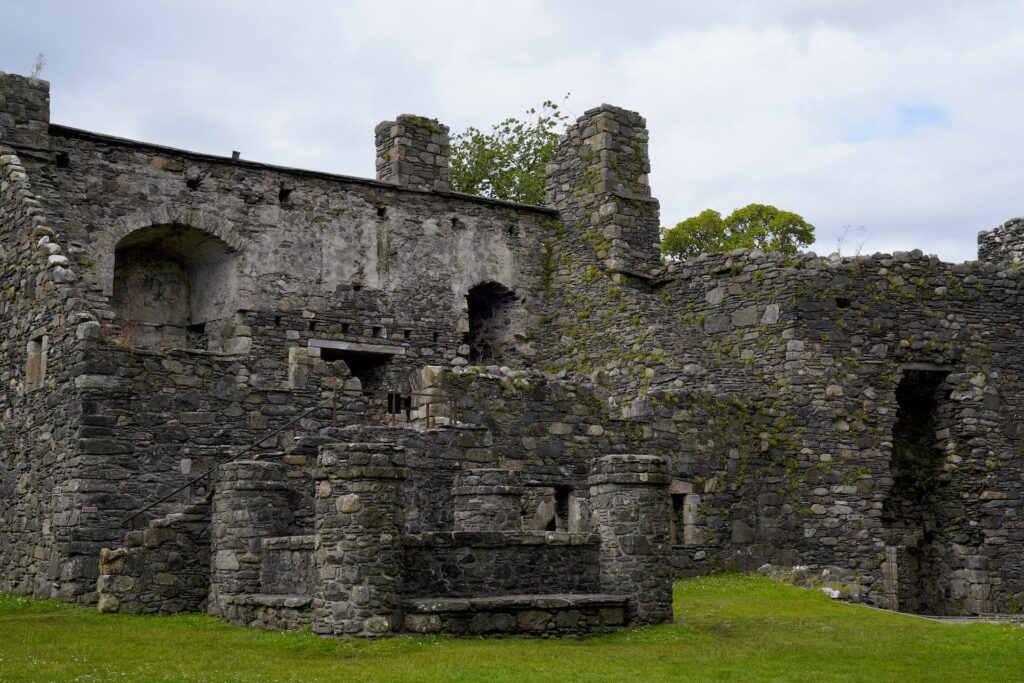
[465,281,517,363]
[112,224,238,349]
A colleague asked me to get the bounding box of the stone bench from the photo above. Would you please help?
[402,593,628,636]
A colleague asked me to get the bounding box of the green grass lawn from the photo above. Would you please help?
[1,575,1022,682]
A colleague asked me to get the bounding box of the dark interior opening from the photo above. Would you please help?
[319,348,391,391]
[882,368,951,614]
[55,151,70,168]
[465,281,517,363]
[671,494,685,545]
[376,206,387,218]
[544,486,573,532]
[835,297,853,309]
[186,322,206,348]
[278,187,293,204]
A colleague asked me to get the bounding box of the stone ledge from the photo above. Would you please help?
[221,593,312,609]
[261,535,314,551]
[402,530,599,548]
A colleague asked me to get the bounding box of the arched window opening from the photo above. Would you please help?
[112,225,236,350]
[465,281,517,363]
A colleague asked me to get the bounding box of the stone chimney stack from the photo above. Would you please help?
[374,114,450,192]
[0,72,51,151]
[545,104,661,277]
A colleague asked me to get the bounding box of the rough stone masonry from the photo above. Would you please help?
[1,70,1022,638]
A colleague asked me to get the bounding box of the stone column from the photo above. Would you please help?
[374,114,450,192]
[209,460,289,614]
[452,469,523,532]
[313,442,409,638]
[588,453,672,625]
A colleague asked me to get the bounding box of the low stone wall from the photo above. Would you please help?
[96,505,210,614]
[402,531,601,598]
[220,594,313,631]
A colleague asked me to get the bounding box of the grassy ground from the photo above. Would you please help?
[1,575,1022,682]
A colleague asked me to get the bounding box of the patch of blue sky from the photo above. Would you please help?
[837,104,949,142]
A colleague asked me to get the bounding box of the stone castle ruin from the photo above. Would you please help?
[1,72,1022,636]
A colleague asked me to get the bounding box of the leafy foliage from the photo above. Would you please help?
[661,203,815,260]
[449,98,570,206]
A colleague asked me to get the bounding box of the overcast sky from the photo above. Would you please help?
[2,1,1021,262]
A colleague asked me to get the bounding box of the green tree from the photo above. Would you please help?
[661,203,815,260]
[449,98,570,206]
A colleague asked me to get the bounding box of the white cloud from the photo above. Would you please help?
[2,0,1021,261]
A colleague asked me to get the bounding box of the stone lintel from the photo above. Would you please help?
[308,339,406,356]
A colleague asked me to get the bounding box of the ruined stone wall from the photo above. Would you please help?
[96,504,209,614]
[978,217,1024,265]
[24,124,553,376]
[0,75,95,600]
[0,68,560,603]
[594,248,1024,612]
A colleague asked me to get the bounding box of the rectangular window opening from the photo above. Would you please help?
[319,347,391,392]
[26,334,48,392]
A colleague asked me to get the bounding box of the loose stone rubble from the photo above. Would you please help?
[1,71,1022,637]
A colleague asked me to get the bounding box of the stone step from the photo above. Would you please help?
[402,593,629,636]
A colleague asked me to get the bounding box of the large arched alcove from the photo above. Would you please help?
[112,224,237,349]
[465,281,518,363]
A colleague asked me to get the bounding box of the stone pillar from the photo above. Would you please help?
[545,105,661,277]
[209,460,289,614]
[0,72,50,150]
[588,453,672,625]
[374,114,450,192]
[313,442,409,638]
[452,469,523,532]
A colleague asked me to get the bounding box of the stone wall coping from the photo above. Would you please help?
[47,123,558,214]
[312,465,410,481]
[403,593,627,613]
[655,245,1017,283]
[402,531,599,548]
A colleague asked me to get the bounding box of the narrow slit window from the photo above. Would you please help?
[26,334,48,392]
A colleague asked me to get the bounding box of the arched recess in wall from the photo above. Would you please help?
[465,281,518,363]
[112,224,238,349]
